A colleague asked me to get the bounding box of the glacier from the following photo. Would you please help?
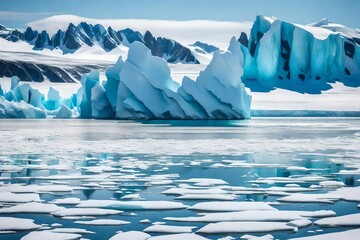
[243,16,360,93]
[0,38,251,119]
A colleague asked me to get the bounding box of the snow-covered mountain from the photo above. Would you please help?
[0,22,199,64]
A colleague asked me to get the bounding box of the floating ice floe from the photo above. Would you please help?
[0,191,40,203]
[315,213,360,226]
[0,217,40,231]
[0,184,73,193]
[188,201,277,212]
[0,202,65,214]
[50,198,82,205]
[240,234,274,240]
[175,194,236,201]
[76,200,188,210]
[319,181,345,188]
[20,230,82,240]
[148,233,209,240]
[52,208,123,217]
[143,224,197,233]
[74,219,130,225]
[330,186,360,202]
[277,193,340,203]
[165,210,305,222]
[197,221,296,233]
[51,228,94,234]
[287,219,313,228]
[177,178,228,186]
[108,231,150,240]
[162,187,228,195]
[289,228,360,240]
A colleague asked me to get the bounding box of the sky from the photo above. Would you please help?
[0,0,359,29]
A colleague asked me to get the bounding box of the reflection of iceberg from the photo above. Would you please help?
[0,37,251,119]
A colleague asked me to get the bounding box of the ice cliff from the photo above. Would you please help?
[78,38,251,119]
[242,15,360,93]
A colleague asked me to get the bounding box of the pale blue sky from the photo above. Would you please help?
[0,0,359,29]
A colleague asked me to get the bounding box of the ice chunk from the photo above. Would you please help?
[148,233,209,240]
[178,178,228,186]
[109,231,150,240]
[0,202,65,214]
[52,208,123,217]
[0,96,46,118]
[0,191,40,203]
[289,228,360,240]
[0,217,40,231]
[277,193,340,203]
[21,230,82,240]
[165,210,305,222]
[50,198,81,205]
[241,235,274,240]
[197,221,296,233]
[43,87,62,110]
[315,213,360,226]
[54,104,73,118]
[189,201,277,212]
[76,200,188,210]
[74,219,130,225]
[287,219,312,228]
[144,224,196,233]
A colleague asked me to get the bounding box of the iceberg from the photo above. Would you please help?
[243,15,360,93]
[0,36,251,119]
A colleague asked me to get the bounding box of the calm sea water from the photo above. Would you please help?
[0,118,359,239]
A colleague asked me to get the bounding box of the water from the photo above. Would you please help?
[0,118,359,239]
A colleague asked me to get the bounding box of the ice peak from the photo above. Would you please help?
[256,15,277,24]
[310,18,333,27]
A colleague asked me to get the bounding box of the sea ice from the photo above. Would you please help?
[52,208,123,217]
[108,231,150,240]
[197,221,296,233]
[189,202,277,212]
[76,200,188,210]
[315,213,360,226]
[74,219,130,225]
[143,224,196,233]
[0,217,40,231]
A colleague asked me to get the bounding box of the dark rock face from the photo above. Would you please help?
[24,27,38,42]
[63,23,82,51]
[34,31,51,50]
[191,41,219,53]
[0,59,107,83]
[238,32,249,47]
[0,22,199,64]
